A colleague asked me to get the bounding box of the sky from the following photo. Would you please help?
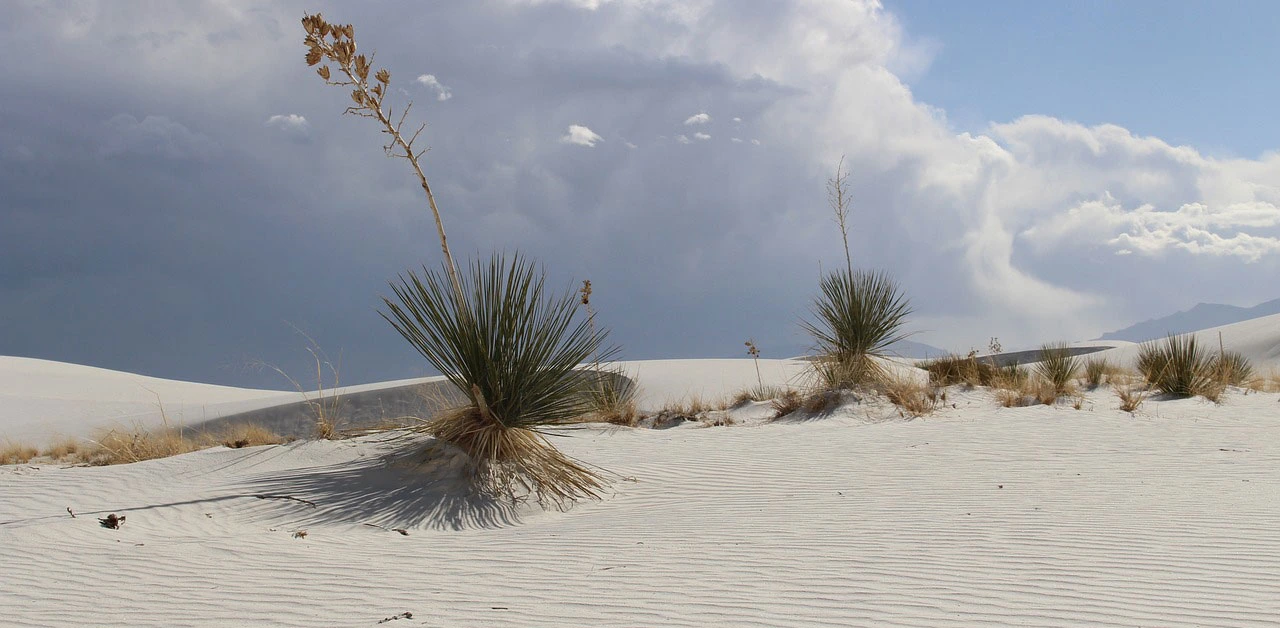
[2,0,1278,389]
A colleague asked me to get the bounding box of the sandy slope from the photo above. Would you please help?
[3,383,1279,627]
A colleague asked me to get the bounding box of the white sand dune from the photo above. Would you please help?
[4,326,1280,626]
[3,383,1278,627]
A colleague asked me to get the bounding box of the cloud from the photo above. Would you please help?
[264,114,310,140]
[693,132,710,141]
[683,112,711,125]
[99,114,215,160]
[5,0,1280,390]
[559,124,603,147]
[415,74,453,101]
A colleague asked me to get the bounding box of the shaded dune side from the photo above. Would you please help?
[191,370,635,439]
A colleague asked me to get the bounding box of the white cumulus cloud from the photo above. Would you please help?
[694,132,710,141]
[684,112,711,125]
[415,74,453,101]
[560,124,603,147]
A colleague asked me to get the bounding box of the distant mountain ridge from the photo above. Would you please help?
[1098,297,1280,342]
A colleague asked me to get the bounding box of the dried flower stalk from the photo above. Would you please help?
[301,13,463,299]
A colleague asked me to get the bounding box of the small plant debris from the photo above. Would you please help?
[292,530,308,539]
[378,611,413,623]
[66,507,76,518]
[99,513,125,529]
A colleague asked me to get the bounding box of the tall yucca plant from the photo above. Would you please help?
[381,254,612,503]
[303,14,610,504]
[803,268,912,387]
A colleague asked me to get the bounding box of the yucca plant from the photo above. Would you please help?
[1035,342,1080,396]
[1137,334,1218,398]
[803,268,911,388]
[1084,356,1110,389]
[381,254,613,504]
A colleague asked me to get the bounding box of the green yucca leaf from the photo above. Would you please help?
[380,253,614,429]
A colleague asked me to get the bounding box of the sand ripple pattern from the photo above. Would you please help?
[2,401,1279,627]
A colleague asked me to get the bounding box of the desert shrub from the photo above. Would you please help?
[1212,350,1254,387]
[1035,343,1080,396]
[1,441,39,465]
[1084,357,1111,389]
[381,254,612,504]
[804,269,911,388]
[1137,335,1219,398]
[924,353,998,387]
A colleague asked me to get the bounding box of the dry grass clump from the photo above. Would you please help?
[1116,383,1152,413]
[42,436,83,461]
[880,375,939,417]
[218,423,288,449]
[662,394,721,417]
[2,441,40,465]
[732,384,791,407]
[84,426,205,466]
[924,353,998,387]
[1245,368,1280,393]
[581,367,639,426]
[771,389,804,417]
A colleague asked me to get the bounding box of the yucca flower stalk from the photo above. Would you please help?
[302,12,462,299]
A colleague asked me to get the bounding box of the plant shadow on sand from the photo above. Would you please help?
[237,435,527,531]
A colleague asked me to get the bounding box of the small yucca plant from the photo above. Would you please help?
[1084,356,1110,389]
[1035,343,1080,396]
[804,268,911,388]
[1137,334,1218,398]
[381,254,613,504]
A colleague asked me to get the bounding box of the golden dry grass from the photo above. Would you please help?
[770,389,804,418]
[83,426,205,466]
[879,375,939,417]
[217,423,288,449]
[41,436,83,461]
[78,421,286,465]
[2,441,40,465]
[1245,369,1280,393]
